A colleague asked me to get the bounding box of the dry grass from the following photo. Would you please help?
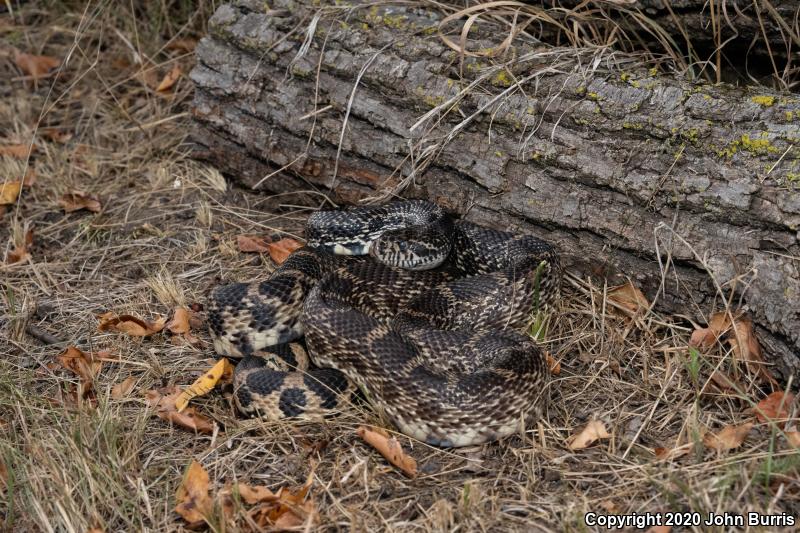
[432,0,800,89]
[2,1,799,532]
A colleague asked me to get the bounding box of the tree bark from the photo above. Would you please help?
[190,0,800,377]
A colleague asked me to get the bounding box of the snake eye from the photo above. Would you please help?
[398,242,407,251]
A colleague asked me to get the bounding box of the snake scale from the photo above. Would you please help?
[208,200,562,447]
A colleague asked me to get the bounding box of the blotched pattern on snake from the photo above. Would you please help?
[208,200,562,447]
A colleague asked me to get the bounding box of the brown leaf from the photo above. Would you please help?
[40,128,73,144]
[599,499,619,513]
[7,228,33,264]
[785,431,800,448]
[14,51,60,80]
[272,498,317,529]
[755,391,795,427]
[268,238,302,265]
[22,167,36,186]
[689,312,729,349]
[54,346,107,408]
[236,234,271,253]
[251,472,317,529]
[235,483,278,505]
[166,38,197,53]
[0,181,22,205]
[145,386,215,434]
[0,458,7,492]
[0,144,36,159]
[215,487,237,525]
[646,526,672,533]
[59,190,102,213]
[156,65,182,92]
[56,346,103,383]
[357,426,418,478]
[703,422,754,451]
[608,281,649,316]
[708,370,740,393]
[175,460,213,528]
[166,307,192,335]
[690,311,776,385]
[137,65,162,90]
[653,442,691,461]
[97,312,166,336]
[567,420,610,450]
[545,353,560,375]
[727,315,776,385]
[111,376,136,399]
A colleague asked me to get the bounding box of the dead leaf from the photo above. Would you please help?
[268,238,302,265]
[166,38,197,53]
[599,499,619,513]
[156,65,182,92]
[690,312,729,349]
[250,470,317,529]
[97,312,166,336]
[690,311,776,385]
[136,64,162,90]
[708,370,740,393]
[236,234,271,253]
[608,281,649,316]
[0,458,7,491]
[755,391,795,427]
[646,526,672,533]
[235,483,278,505]
[567,420,610,450]
[175,358,234,412]
[175,460,213,528]
[0,181,22,205]
[784,431,800,447]
[40,128,73,144]
[54,346,107,408]
[545,353,560,375]
[59,190,102,213]
[357,426,418,478]
[145,386,215,434]
[703,422,754,451]
[7,228,33,264]
[166,307,192,334]
[111,376,136,399]
[653,442,691,461]
[22,168,36,186]
[726,315,776,385]
[167,307,200,345]
[0,144,36,159]
[14,51,60,80]
[56,346,103,383]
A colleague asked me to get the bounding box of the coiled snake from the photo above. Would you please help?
[208,200,561,447]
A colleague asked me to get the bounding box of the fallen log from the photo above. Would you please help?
[534,0,800,85]
[190,0,800,377]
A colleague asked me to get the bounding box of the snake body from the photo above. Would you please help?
[208,200,562,447]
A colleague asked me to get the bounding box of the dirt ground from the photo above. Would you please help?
[2,2,799,532]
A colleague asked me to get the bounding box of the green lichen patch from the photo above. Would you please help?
[491,69,513,87]
[718,133,780,158]
[750,95,776,107]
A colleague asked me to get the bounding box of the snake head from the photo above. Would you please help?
[369,227,451,270]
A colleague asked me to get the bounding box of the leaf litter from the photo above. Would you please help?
[175,460,317,530]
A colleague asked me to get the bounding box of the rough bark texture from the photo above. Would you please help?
[190,0,800,377]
